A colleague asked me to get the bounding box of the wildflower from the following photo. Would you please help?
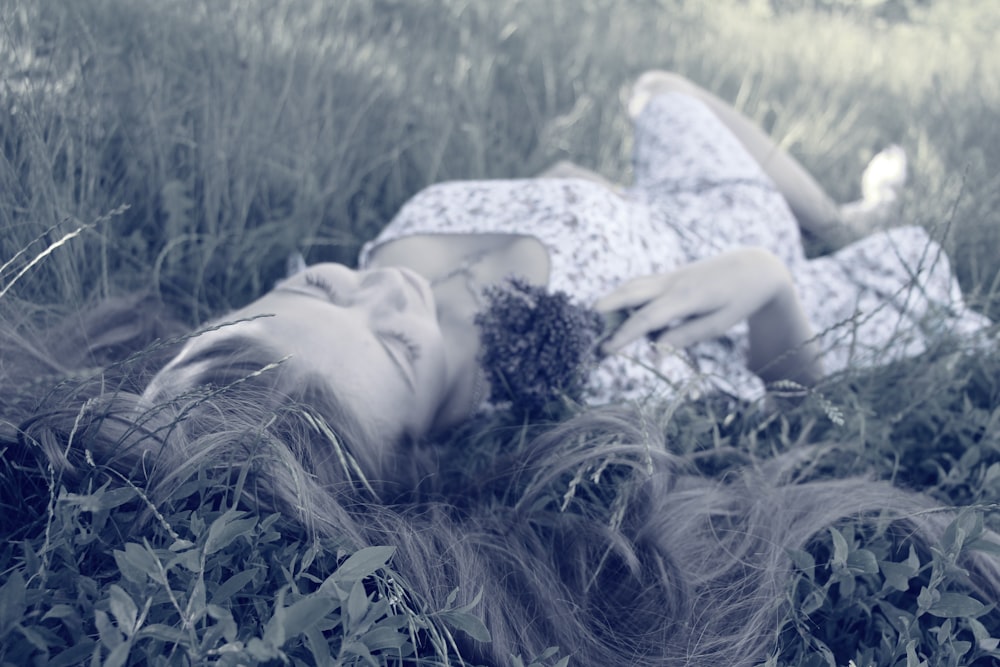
[475,278,605,416]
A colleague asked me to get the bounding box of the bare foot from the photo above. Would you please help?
[839,144,908,234]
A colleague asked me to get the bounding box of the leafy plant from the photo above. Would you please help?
[775,510,1000,667]
[0,469,504,666]
[2,0,1000,665]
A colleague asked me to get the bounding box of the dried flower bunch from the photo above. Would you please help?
[474,278,608,416]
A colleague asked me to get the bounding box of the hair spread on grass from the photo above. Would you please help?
[5,295,1000,667]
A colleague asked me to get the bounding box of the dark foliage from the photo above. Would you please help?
[475,278,604,417]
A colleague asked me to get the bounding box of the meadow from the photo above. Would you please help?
[2,0,1000,665]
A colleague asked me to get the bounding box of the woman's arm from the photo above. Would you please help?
[595,247,823,388]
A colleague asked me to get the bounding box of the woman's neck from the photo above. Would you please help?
[366,233,551,429]
[367,232,550,325]
[431,280,485,430]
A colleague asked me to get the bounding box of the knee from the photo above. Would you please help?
[628,70,696,118]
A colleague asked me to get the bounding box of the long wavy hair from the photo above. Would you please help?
[4,293,1000,666]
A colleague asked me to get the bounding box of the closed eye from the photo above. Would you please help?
[305,273,339,301]
[381,330,422,363]
[377,330,421,390]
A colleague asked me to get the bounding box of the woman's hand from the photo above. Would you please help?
[596,247,789,351]
[595,247,823,386]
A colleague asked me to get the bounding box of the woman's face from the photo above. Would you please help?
[205,263,450,444]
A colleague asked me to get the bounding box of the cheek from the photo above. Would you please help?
[416,325,449,388]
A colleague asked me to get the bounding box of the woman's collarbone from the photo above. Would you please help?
[370,233,550,287]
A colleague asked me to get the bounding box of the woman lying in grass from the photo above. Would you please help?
[153,70,988,433]
[6,71,999,666]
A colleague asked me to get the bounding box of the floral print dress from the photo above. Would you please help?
[360,92,992,405]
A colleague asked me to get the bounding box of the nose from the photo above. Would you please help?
[357,269,409,314]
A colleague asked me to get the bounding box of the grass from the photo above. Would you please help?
[2,0,1000,665]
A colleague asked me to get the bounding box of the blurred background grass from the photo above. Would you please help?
[2,0,997,324]
[3,3,1000,663]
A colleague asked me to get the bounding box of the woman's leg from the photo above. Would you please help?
[629,71,858,250]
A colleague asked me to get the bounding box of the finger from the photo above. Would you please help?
[594,274,670,313]
[654,307,734,349]
[602,297,696,353]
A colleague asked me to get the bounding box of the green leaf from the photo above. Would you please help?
[21,540,40,579]
[304,625,333,667]
[787,548,816,578]
[444,587,459,608]
[168,547,201,573]
[61,484,136,512]
[438,609,491,643]
[169,539,195,552]
[341,639,377,665]
[108,585,139,637]
[934,617,954,642]
[529,646,561,665]
[917,586,936,612]
[204,510,257,555]
[320,546,396,595]
[136,624,188,644]
[951,640,972,659]
[835,569,856,598]
[979,636,1000,652]
[206,605,238,643]
[95,610,123,650]
[300,540,323,574]
[104,641,133,667]
[906,544,920,570]
[360,625,411,652]
[114,543,161,585]
[926,592,988,618]
[16,623,49,653]
[905,639,926,667]
[190,512,206,537]
[880,560,914,592]
[847,548,879,575]
[799,587,826,615]
[940,510,983,556]
[830,527,849,567]
[48,639,97,667]
[211,568,260,605]
[369,609,409,632]
[347,579,370,629]
[274,594,340,646]
[188,575,207,623]
[876,599,915,636]
[262,588,289,648]
[0,569,26,637]
[966,617,1000,651]
[986,462,1000,485]
[41,604,78,622]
